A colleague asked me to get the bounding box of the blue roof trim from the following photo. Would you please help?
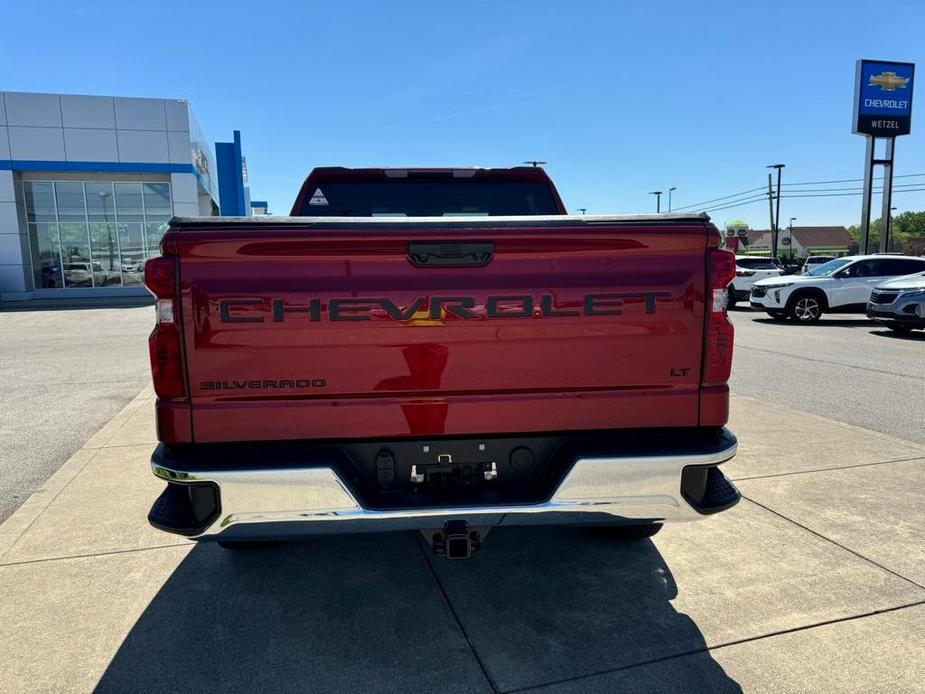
[250,200,268,206]
[0,160,195,174]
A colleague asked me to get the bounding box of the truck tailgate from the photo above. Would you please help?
[172,216,709,442]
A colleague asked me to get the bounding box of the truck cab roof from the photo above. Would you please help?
[290,166,568,217]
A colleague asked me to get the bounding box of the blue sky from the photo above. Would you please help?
[2,0,924,227]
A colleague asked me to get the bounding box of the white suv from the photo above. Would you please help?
[727,256,782,306]
[801,255,836,274]
[750,255,925,322]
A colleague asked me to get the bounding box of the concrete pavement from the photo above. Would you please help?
[1,391,924,692]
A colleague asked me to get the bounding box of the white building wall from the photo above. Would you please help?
[0,91,224,300]
[170,172,201,218]
[0,170,28,293]
[0,96,20,291]
[0,91,197,170]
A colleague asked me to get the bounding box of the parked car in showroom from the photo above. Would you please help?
[121,257,144,273]
[727,256,782,306]
[866,271,925,332]
[801,255,836,274]
[63,262,94,287]
[750,254,925,322]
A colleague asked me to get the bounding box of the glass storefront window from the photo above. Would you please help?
[118,222,145,285]
[29,223,63,288]
[89,223,122,286]
[86,183,116,223]
[59,221,93,288]
[115,183,144,222]
[23,179,173,290]
[24,182,57,223]
[145,220,170,258]
[143,183,171,217]
[54,182,87,223]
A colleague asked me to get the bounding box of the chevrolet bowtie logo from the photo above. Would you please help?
[868,71,910,91]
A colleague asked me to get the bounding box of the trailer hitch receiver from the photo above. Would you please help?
[431,520,482,560]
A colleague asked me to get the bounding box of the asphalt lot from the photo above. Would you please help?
[0,305,151,522]
[728,308,925,444]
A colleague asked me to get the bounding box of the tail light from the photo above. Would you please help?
[735,270,755,277]
[144,256,186,398]
[703,247,735,386]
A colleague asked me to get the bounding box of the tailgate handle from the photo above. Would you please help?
[408,242,494,268]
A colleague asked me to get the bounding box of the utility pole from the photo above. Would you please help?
[767,173,775,254]
[668,186,677,212]
[788,217,797,263]
[522,160,547,168]
[576,208,587,215]
[649,191,662,213]
[767,163,785,260]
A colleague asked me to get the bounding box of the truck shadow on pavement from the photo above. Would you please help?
[96,526,740,693]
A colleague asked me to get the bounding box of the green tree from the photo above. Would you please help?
[847,210,925,252]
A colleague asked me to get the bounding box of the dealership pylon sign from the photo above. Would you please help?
[853,59,915,253]
[853,60,914,136]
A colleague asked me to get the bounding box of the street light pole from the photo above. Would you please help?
[766,163,785,260]
[576,208,587,215]
[668,186,677,212]
[888,206,897,252]
[788,217,797,264]
[649,191,662,213]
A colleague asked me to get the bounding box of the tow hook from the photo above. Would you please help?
[430,520,483,560]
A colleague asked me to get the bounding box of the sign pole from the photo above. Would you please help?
[879,137,895,252]
[860,136,875,255]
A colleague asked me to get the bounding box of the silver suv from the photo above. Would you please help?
[867,271,925,332]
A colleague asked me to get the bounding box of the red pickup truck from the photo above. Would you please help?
[145,166,739,558]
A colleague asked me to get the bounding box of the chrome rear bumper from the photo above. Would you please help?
[149,433,739,540]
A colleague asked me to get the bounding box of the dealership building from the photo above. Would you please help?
[0,90,256,301]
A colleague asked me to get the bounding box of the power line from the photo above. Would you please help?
[677,172,925,208]
[770,182,925,194]
[783,172,925,187]
[700,188,925,212]
[670,186,766,211]
[702,196,771,213]
[670,172,925,216]
[783,187,925,199]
